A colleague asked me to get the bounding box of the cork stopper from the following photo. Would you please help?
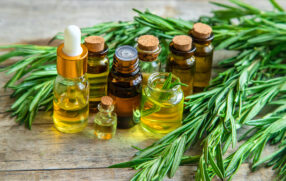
[101,96,113,109]
[84,36,105,53]
[172,35,192,51]
[192,23,212,39]
[138,35,159,51]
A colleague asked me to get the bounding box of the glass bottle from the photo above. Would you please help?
[84,36,109,112]
[189,22,214,93]
[140,72,184,135]
[94,96,117,140]
[108,45,142,129]
[135,35,161,85]
[53,25,89,133]
[166,35,196,97]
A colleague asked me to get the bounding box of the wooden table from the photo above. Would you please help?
[0,0,285,180]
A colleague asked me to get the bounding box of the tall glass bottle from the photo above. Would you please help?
[84,36,109,112]
[166,35,196,97]
[189,23,214,93]
[108,45,142,129]
[135,35,161,85]
[53,25,89,133]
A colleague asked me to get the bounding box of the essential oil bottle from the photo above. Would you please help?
[94,96,117,140]
[84,36,109,112]
[189,23,214,93]
[135,35,161,85]
[53,25,89,133]
[108,45,142,129]
[166,35,196,96]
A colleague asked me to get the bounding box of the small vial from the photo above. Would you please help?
[189,23,214,93]
[166,35,196,96]
[94,96,117,140]
[136,35,161,85]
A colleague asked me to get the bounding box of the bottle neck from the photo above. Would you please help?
[169,42,196,59]
[136,44,161,62]
[112,55,139,74]
[98,103,114,114]
[191,33,214,46]
[57,43,88,79]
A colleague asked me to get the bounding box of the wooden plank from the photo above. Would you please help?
[0,166,196,181]
[0,164,275,181]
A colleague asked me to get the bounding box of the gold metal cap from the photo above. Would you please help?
[57,43,88,78]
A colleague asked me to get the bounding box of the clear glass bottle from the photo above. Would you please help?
[166,35,196,97]
[84,36,109,112]
[53,25,89,133]
[94,96,117,140]
[140,72,184,135]
[136,35,161,85]
[189,23,214,93]
[108,45,142,129]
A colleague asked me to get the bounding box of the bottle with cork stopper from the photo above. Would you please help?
[108,45,142,129]
[189,22,214,93]
[94,96,117,140]
[135,35,161,85]
[166,35,196,97]
[84,36,109,112]
[53,25,89,133]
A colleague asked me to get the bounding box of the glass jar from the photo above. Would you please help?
[140,72,184,135]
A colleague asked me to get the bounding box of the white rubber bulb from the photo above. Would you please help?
[63,25,83,57]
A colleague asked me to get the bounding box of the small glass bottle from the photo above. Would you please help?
[135,35,161,85]
[94,96,117,140]
[140,72,184,135]
[53,25,89,133]
[108,45,142,129]
[166,35,196,96]
[84,36,109,112]
[189,23,214,93]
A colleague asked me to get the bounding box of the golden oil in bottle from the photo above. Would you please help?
[84,36,109,112]
[108,45,142,129]
[136,35,161,85]
[94,96,117,140]
[166,35,196,97]
[140,73,184,135]
[189,23,214,93]
[53,25,89,133]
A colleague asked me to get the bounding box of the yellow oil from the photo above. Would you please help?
[53,86,89,133]
[194,55,212,89]
[87,71,108,111]
[140,86,183,135]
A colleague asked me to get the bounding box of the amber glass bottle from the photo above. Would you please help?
[84,36,109,112]
[136,35,161,85]
[189,23,214,93]
[108,45,142,129]
[166,35,196,97]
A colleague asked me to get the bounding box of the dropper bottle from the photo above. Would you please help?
[53,25,89,133]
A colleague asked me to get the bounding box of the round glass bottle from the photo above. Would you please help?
[136,35,161,85]
[94,96,117,140]
[189,23,214,93]
[84,36,109,112]
[53,42,89,133]
[140,72,184,135]
[108,45,142,129]
[166,35,196,97]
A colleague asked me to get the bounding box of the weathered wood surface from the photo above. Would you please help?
[0,0,285,180]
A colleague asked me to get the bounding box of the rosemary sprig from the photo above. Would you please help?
[1,0,286,180]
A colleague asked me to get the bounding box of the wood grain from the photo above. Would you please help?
[0,0,284,180]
